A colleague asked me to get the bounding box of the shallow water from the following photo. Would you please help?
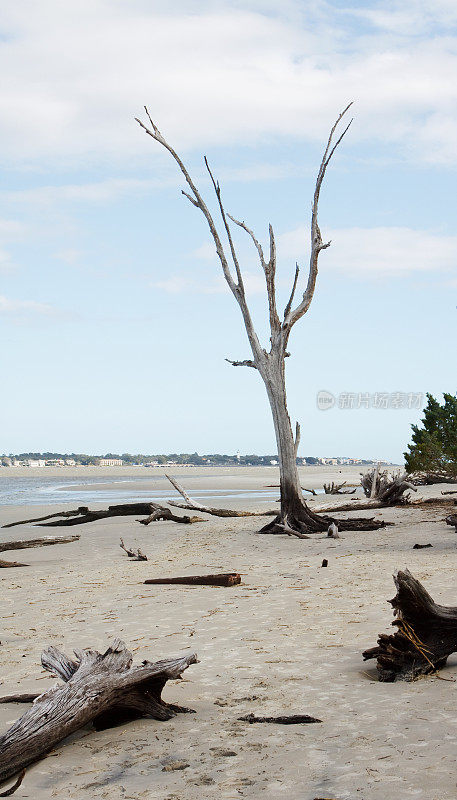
[0,473,306,506]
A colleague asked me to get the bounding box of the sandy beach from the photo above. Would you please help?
[1,466,457,799]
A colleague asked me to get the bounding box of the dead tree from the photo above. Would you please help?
[363,570,457,681]
[0,640,197,787]
[136,105,385,536]
[360,469,416,505]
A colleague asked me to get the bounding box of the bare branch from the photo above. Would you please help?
[225,358,257,369]
[227,214,280,334]
[283,263,300,321]
[204,157,245,292]
[294,421,301,458]
[136,110,264,364]
[285,103,353,330]
[136,110,238,297]
[227,214,265,266]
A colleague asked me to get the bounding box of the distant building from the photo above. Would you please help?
[65,459,76,466]
[98,458,123,466]
[27,459,45,467]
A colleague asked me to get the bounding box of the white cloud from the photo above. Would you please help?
[0,1,456,165]
[0,295,55,315]
[279,226,457,276]
[0,177,175,206]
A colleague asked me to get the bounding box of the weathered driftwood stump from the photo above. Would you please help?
[0,640,197,787]
[363,570,457,681]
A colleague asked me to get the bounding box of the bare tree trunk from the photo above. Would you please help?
[258,363,384,534]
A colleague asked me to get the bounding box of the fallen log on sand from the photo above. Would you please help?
[0,535,80,568]
[2,504,200,528]
[0,640,198,788]
[166,474,277,517]
[310,495,456,515]
[363,569,457,681]
[0,535,79,551]
[239,713,322,724]
[145,572,241,587]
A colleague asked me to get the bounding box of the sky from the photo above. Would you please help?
[0,0,456,462]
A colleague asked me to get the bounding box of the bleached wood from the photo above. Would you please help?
[0,640,197,787]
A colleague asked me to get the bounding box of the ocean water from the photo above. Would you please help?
[0,473,288,507]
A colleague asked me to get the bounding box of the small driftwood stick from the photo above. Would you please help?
[445,514,457,532]
[0,640,198,787]
[238,713,322,724]
[413,543,433,549]
[145,573,241,587]
[0,559,29,568]
[120,539,148,560]
[0,770,25,797]
[363,569,457,681]
[165,474,276,517]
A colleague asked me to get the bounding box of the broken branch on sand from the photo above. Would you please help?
[2,504,200,528]
[0,770,25,797]
[144,572,241,587]
[165,474,277,517]
[0,640,198,788]
[119,539,148,560]
[363,569,457,681]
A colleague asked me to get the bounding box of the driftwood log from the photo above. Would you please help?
[361,469,416,505]
[363,569,457,681]
[2,504,200,528]
[0,640,198,788]
[408,472,457,486]
[0,535,80,568]
[238,713,321,724]
[166,474,276,517]
[145,572,241,587]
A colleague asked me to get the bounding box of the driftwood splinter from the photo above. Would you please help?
[145,573,241,587]
[0,640,198,788]
[363,569,457,681]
